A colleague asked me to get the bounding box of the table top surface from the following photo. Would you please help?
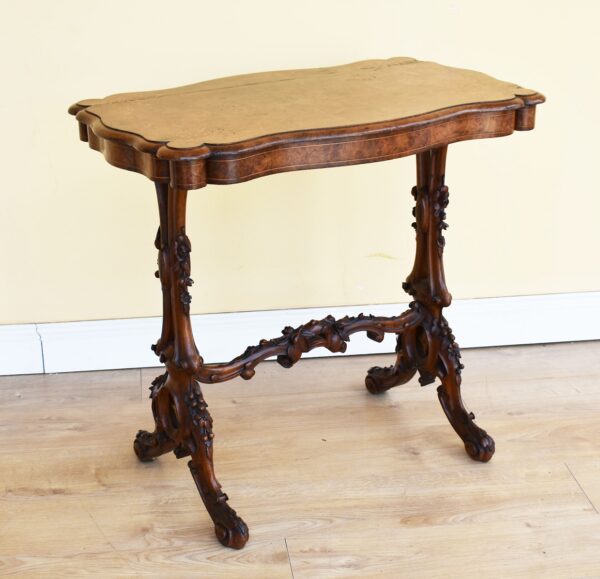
[70,57,543,187]
[72,57,540,149]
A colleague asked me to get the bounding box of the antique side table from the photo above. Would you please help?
[69,57,544,549]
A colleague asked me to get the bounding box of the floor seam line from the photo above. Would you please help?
[564,462,599,514]
[284,537,295,579]
[84,506,136,572]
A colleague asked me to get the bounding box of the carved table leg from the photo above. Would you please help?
[133,183,249,549]
[437,355,495,462]
[184,375,249,549]
[134,372,177,461]
[366,146,495,462]
[365,331,417,394]
[134,184,177,461]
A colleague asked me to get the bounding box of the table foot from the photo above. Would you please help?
[135,367,248,549]
[363,314,494,461]
[183,379,249,549]
[365,362,416,394]
[134,429,176,462]
[365,322,421,393]
[183,378,248,548]
[188,460,249,549]
[433,313,495,462]
[437,381,495,462]
[133,372,178,461]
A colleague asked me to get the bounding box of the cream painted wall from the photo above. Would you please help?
[0,0,597,324]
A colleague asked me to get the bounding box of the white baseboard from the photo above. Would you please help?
[1,292,599,375]
[0,324,44,375]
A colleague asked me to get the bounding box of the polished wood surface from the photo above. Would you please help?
[72,58,538,146]
[1,343,599,577]
[69,58,544,187]
[68,58,544,549]
[129,147,497,548]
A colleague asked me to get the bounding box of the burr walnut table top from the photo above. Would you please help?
[69,57,544,188]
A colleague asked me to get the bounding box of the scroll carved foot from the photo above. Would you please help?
[364,306,423,394]
[437,381,495,463]
[134,429,176,462]
[188,461,249,549]
[365,364,416,394]
[133,372,176,462]
[181,379,249,549]
[430,316,495,462]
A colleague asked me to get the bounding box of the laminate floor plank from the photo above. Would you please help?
[1,342,599,577]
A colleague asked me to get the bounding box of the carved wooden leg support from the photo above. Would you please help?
[366,147,495,462]
[134,183,249,549]
[133,372,177,461]
[134,184,176,462]
[132,148,493,550]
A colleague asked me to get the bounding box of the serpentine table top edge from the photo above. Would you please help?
[69,57,544,188]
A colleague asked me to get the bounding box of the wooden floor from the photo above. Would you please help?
[1,342,599,577]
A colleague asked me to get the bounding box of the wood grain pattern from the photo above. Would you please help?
[71,58,538,147]
[68,58,544,188]
[1,342,599,576]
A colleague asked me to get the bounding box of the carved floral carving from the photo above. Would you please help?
[174,227,193,314]
[438,316,464,376]
[184,380,214,456]
[154,226,162,279]
[433,185,449,257]
[149,372,168,398]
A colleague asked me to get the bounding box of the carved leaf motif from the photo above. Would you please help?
[174,227,194,314]
[196,307,423,385]
[149,372,168,398]
[434,185,450,257]
[184,380,214,456]
[439,316,464,375]
[410,185,418,231]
